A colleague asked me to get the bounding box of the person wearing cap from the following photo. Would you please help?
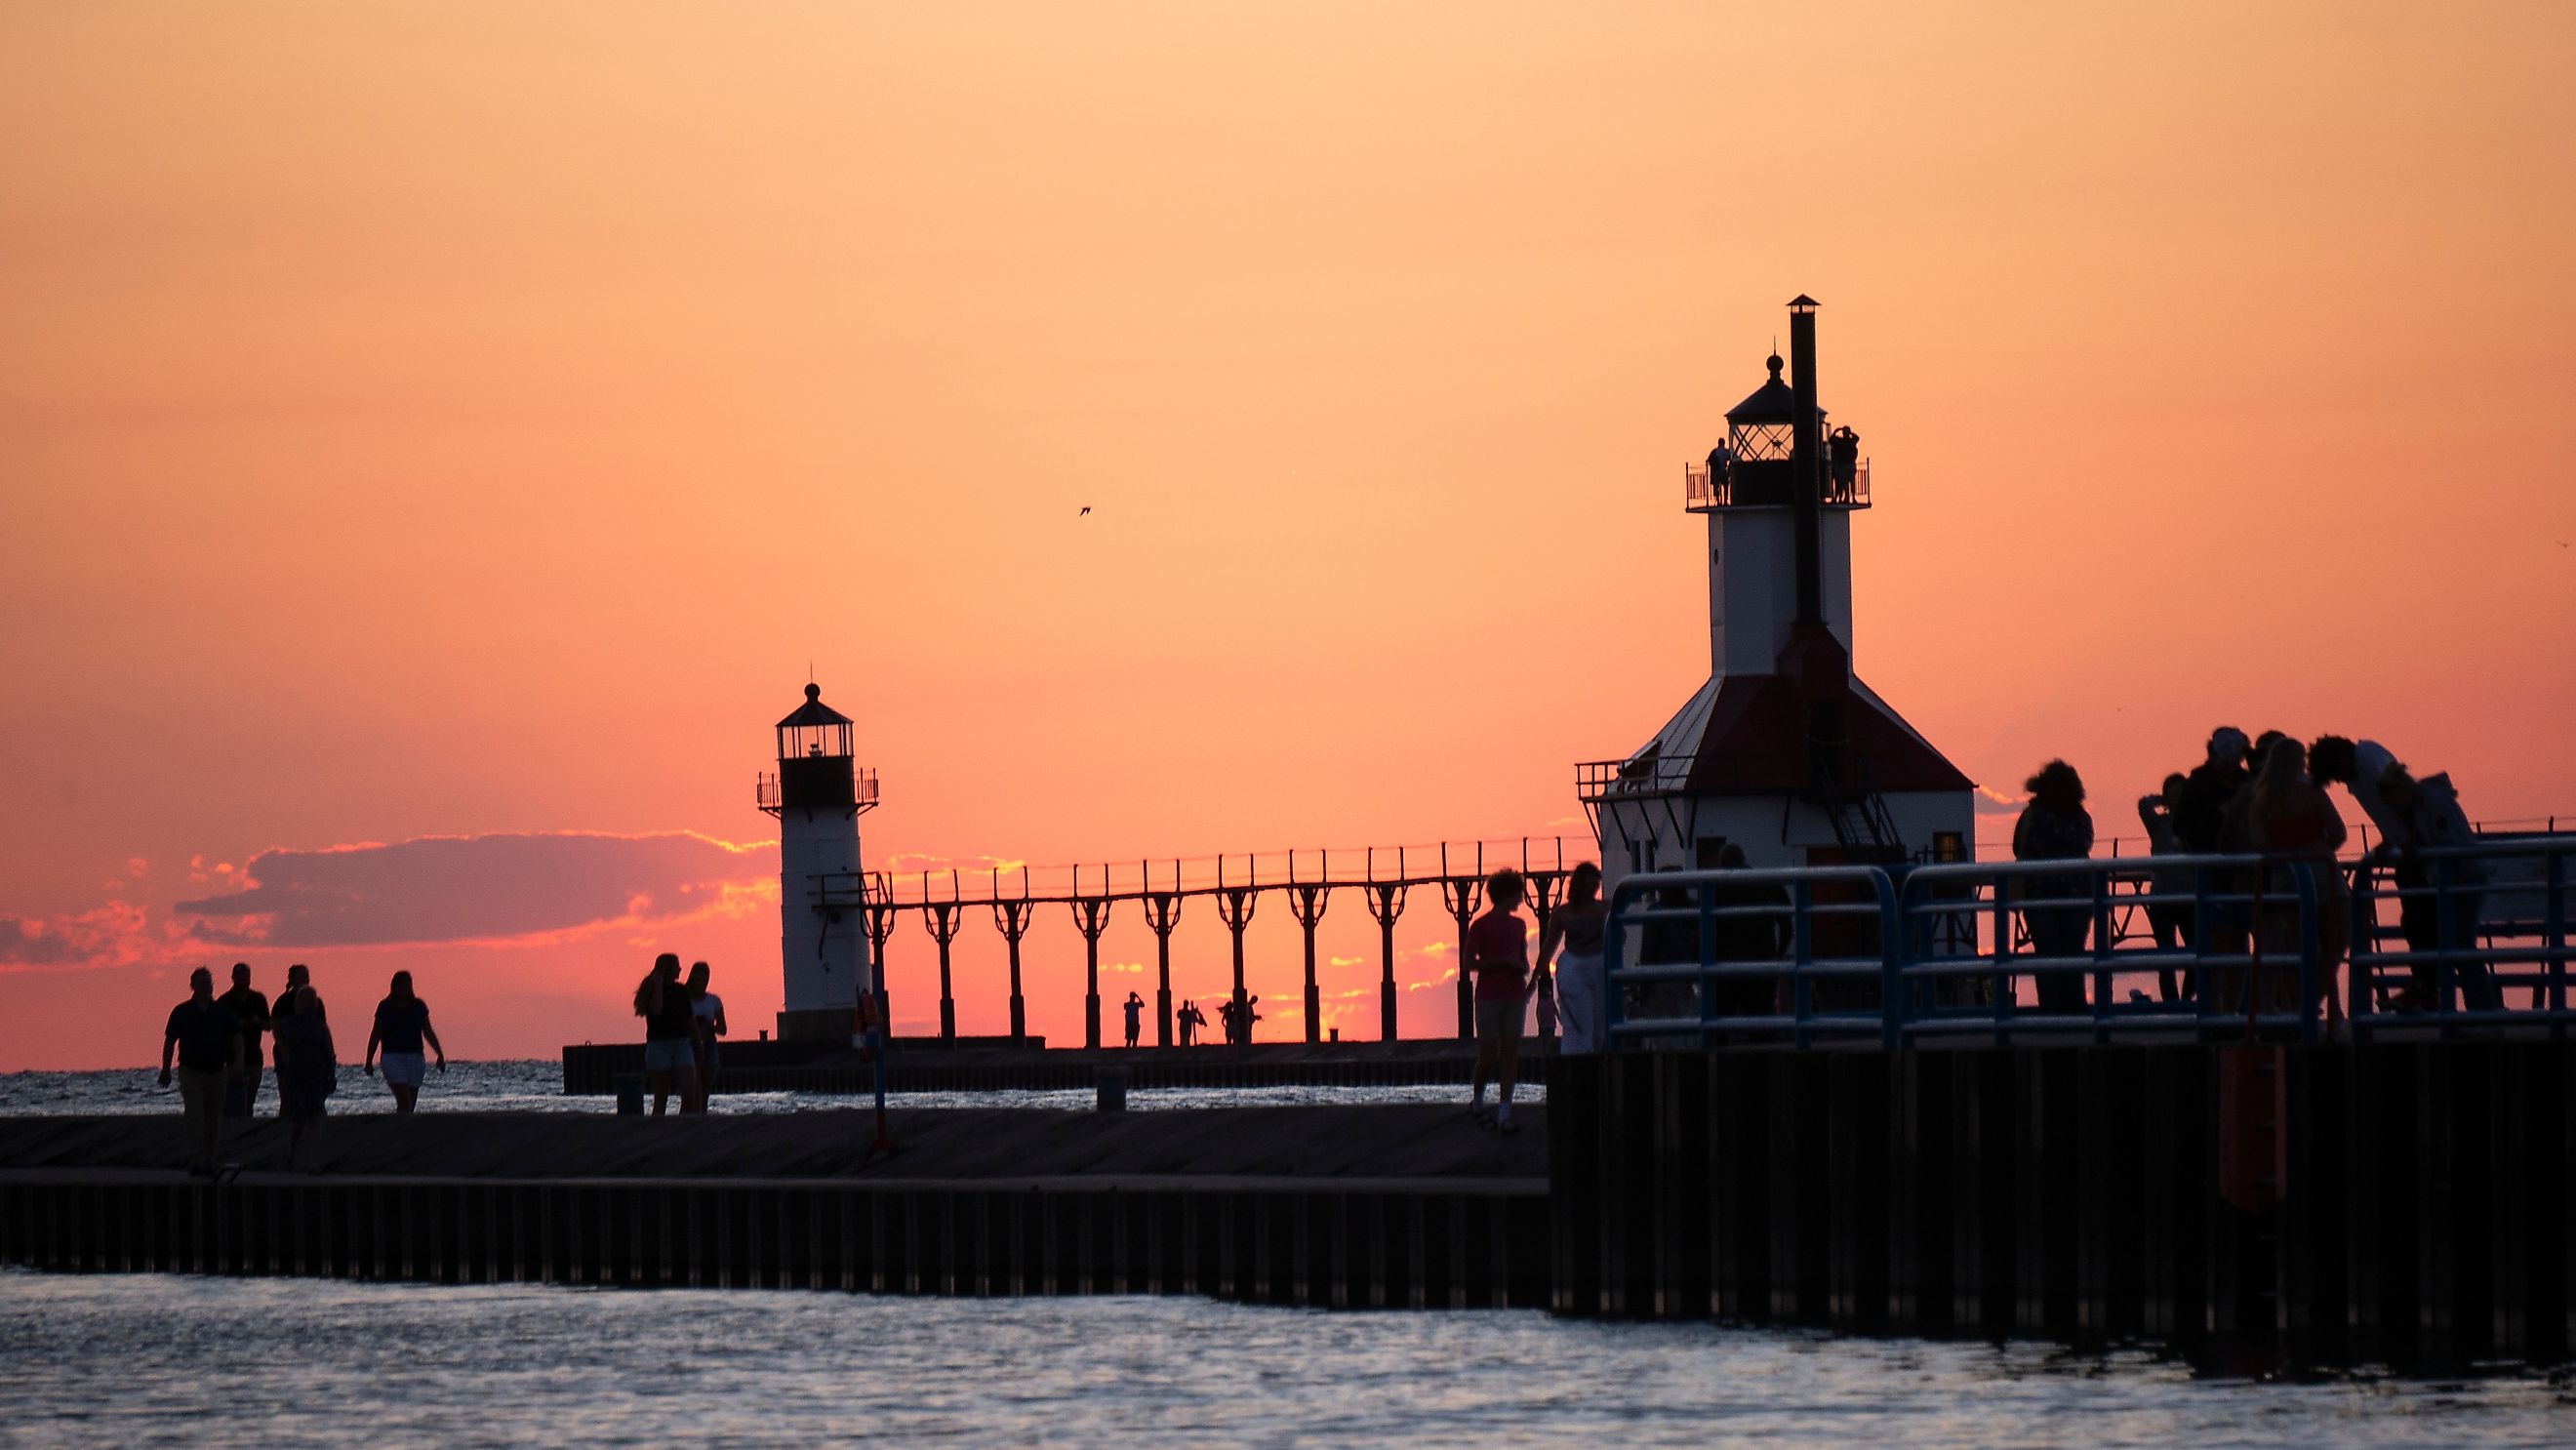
[160,967,244,1177]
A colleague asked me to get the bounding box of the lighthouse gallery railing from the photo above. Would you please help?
[1601,837,2576,1047]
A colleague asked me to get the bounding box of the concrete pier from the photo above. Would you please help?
[0,1107,1550,1310]
[1549,1041,2576,1370]
[560,1039,1550,1096]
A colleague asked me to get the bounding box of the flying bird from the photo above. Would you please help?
[1079,505,1092,516]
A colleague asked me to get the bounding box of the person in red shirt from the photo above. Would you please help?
[1467,868,1531,1133]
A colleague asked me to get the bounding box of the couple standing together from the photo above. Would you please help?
[1465,862,1608,1135]
[635,952,728,1115]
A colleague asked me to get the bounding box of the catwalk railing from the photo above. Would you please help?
[1601,836,2576,1048]
[810,837,1578,1050]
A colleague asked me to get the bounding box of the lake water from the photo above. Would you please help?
[1,1270,2568,1448]
[0,1062,1530,1117]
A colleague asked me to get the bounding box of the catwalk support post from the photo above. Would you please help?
[1071,870,1114,1051]
[1366,856,1410,1043]
[994,889,1037,1044]
[1441,844,1486,1041]
[863,897,900,1031]
[1145,865,1183,1048]
[1216,857,1259,1042]
[926,899,964,1042]
[1288,856,1332,1046]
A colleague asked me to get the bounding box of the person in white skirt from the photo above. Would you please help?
[1537,862,1609,1055]
[363,970,445,1113]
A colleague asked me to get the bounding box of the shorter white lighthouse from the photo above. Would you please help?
[757,683,880,1043]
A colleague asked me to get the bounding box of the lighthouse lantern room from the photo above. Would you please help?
[757,682,881,1043]
[1579,296,1974,903]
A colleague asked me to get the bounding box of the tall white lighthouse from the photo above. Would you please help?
[1579,296,1974,902]
[757,683,880,1043]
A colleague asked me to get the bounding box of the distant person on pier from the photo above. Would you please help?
[2249,739,2349,1026]
[1535,862,1607,1055]
[1466,868,1530,1134]
[2011,760,2095,1014]
[2378,763,2500,1012]
[218,961,270,1118]
[365,970,446,1113]
[2137,774,2195,1000]
[685,961,726,1113]
[1237,994,1262,1044]
[1123,991,1145,1049]
[1177,999,1203,1047]
[1711,843,1791,1022]
[273,986,337,1171]
[634,952,699,1116]
[159,967,244,1178]
[1532,960,1558,1052]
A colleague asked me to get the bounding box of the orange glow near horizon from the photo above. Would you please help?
[4,3,2573,1067]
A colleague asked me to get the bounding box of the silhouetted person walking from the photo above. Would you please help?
[634,952,697,1116]
[364,970,445,1113]
[1535,863,1608,1055]
[1466,869,1530,1133]
[160,968,242,1177]
[687,961,726,1113]
[2013,760,2095,1014]
[1177,1000,1202,1047]
[1122,991,1144,1049]
[218,962,270,1118]
[273,986,337,1171]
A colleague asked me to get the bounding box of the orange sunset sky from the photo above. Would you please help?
[5,4,2573,1070]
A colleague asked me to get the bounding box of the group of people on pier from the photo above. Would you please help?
[633,952,730,1115]
[2014,726,2495,1024]
[156,961,448,1176]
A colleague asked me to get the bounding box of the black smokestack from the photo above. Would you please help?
[1788,295,1822,626]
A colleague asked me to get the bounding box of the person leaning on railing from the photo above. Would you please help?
[2378,764,2500,1012]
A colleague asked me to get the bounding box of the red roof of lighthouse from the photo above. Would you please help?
[1632,672,1973,796]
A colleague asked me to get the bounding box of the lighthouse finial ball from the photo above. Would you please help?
[804,682,821,703]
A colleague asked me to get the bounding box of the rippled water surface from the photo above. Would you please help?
[1,1271,2568,1449]
[0,1062,1530,1116]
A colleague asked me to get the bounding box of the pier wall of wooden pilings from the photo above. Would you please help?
[1548,1041,2575,1369]
[561,1043,1550,1096]
[0,1175,1549,1310]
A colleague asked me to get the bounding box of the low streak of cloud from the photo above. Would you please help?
[1975,785,2028,816]
[0,902,171,972]
[178,830,776,948]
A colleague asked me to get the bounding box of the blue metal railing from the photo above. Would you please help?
[1602,866,1898,1049]
[1596,834,2576,1049]
[2349,836,2576,1040]
[1894,855,2319,1045]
